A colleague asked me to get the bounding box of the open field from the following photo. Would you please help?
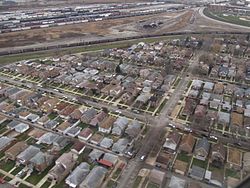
[0,10,190,49]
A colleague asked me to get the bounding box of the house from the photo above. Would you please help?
[194,105,207,119]
[70,108,84,120]
[53,136,70,149]
[189,165,205,180]
[213,83,224,94]
[218,111,230,126]
[205,170,224,187]
[231,112,243,127]
[78,128,93,141]
[48,152,77,183]
[182,97,198,116]
[0,136,14,151]
[179,133,196,154]
[194,137,210,161]
[14,123,29,133]
[30,152,54,172]
[65,162,90,188]
[99,137,113,149]
[81,108,97,124]
[89,149,104,162]
[6,120,20,130]
[203,82,214,92]
[192,80,203,90]
[125,120,141,138]
[98,116,116,134]
[102,153,118,167]
[16,145,40,165]
[211,142,226,168]
[112,117,129,136]
[227,148,242,170]
[5,141,28,161]
[155,151,173,169]
[234,88,244,99]
[90,133,104,145]
[163,132,181,152]
[89,111,107,127]
[112,138,129,154]
[79,166,108,188]
[71,141,86,155]
[59,105,78,119]
[169,176,186,188]
[37,132,59,145]
[27,114,40,123]
[65,126,81,137]
[173,160,188,175]
[44,120,59,130]
[56,121,71,133]
[149,169,165,186]
[37,116,49,126]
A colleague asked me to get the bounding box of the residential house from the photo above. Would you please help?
[14,123,29,133]
[194,137,210,161]
[149,169,165,186]
[48,152,77,183]
[163,132,181,152]
[65,126,81,137]
[190,165,206,180]
[71,141,86,155]
[16,145,40,165]
[90,133,104,145]
[194,105,207,119]
[243,152,250,172]
[112,117,129,136]
[112,138,129,154]
[192,80,203,90]
[79,166,108,188]
[56,121,71,133]
[210,142,226,168]
[173,160,188,175]
[89,111,107,127]
[99,137,113,149]
[101,153,118,167]
[182,97,198,116]
[89,149,104,162]
[5,141,28,161]
[98,116,116,134]
[169,176,186,188]
[125,120,141,138]
[203,82,214,92]
[81,108,97,124]
[65,162,90,188]
[218,111,230,126]
[213,83,224,94]
[155,151,172,169]
[231,112,243,127]
[179,133,196,154]
[37,132,59,145]
[30,152,54,172]
[0,136,13,151]
[78,128,93,141]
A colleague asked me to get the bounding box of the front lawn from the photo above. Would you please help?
[133,176,142,188]
[192,158,208,169]
[176,153,191,163]
[0,160,16,172]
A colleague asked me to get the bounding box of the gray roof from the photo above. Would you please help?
[190,165,205,180]
[100,137,113,149]
[195,137,210,153]
[89,149,104,161]
[14,123,29,133]
[79,166,108,188]
[112,117,129,136]
[218,111,230,124]
[169,176,186,188]
[53,136,70,148]
[30,151,54,165]
[66,162,90,187]
[112,138,129,154]
[44,120,59,129]
[17,145,40,163]
[103,153,118,165]
[66,126,81,137]
[27,114,40,121]
[7,120,20,129]
[0,136,13,150]
[37,132,59,145]
[203,82,214,90]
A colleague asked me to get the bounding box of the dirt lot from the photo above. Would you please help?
[0,11,192,48]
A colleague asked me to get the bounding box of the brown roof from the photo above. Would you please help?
[70,109,83,120]
[5,141,28,158]
[99,116,116,129]
[59,105,78,117]
[54,102,69,112]
[56,121,71,132]
[18,111,30,117]
[179,133,196,153]
[78,128,93,138]
[231,112,243,127]
[90,133,104,144]
[213,83,224,94]
[156,151,173,164]
[72,141,85,153]
[211,142,226,160]
[167,131,181,145]
[28,128,46,139]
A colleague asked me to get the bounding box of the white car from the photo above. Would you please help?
[140,155,146,161]
[168,123,176,128]
[210,135,218,140]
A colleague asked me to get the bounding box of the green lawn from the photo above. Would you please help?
[192,158,208,169]
[26,137,37,145]
[107,180,117,188]
[11,165,23,175]
[41,181,51,188]
[4,176,12,182]
[77,147,92,163]
[0,160,16,172]
[26,164,54,185]
[0,127,7,134]
[155,99,168,114]
[147,182,159,188]
[16,133,30,141]
[225,168,240,179]
[112,168,122,179]
[77,122,89,129]
[18,183,30,188]
[133,176,142,188]
[59,142,74,155]
[48,112,58,120]
[176,153,191,163]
